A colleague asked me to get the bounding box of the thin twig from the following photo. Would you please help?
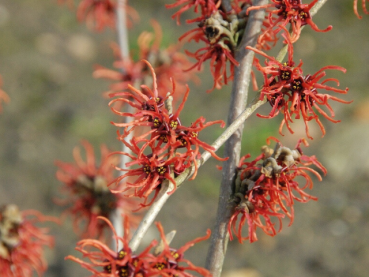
[310,0,329,16]
[129,181,175,252]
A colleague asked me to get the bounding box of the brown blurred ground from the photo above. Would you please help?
[0,0,368,276]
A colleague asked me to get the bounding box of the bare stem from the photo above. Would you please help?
[310,0,329,16]
[129,181,175,252]
[205,0,329,276]
[275,0,329,62]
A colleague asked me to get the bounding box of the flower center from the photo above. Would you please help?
[118,250,127,259]
[280,70,291,80]
[157,167,166,175]
[154,262,166,270]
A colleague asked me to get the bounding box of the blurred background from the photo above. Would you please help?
[0,0,368,276]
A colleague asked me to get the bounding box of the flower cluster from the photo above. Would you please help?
[354,0,369,19]
[58,0,139,31]
[55,140,138,239]
[0,204,55,277]
[228,137,326,243]
[66,216,211,277]
[0,75,9,113]
[248,29,351,139]
[94,20,197,104]
[109,60,227,207]
[167,0,252,91]
[248,0,332,44]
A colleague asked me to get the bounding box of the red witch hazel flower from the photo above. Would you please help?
[77,0,117,31]
[94,20,197,103]
[184,40,239,92]
[248,30,351,139]
[354,0,369,18]
[108,60,227,206]
[66,216,211,277]
[110,137,178,208]
[0,204,56,277]
[55,140,139,239]
[248,0,332,43]
[169,1,252,91]
[228,137,326,243]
